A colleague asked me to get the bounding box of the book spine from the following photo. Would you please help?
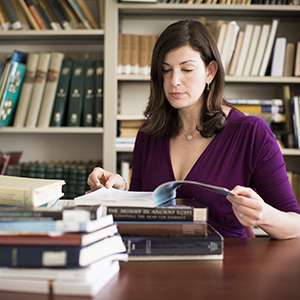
[0,61,26,126]
[37,52,65,127]
[122,235,223,256]
[82,60,95,127]
[13,52,40,127]
[25,52,51,127]
[0,1,11,30]
[103,206,207,222]
[44,0,69,30]
[25,0,47,30]
[66,60,85,127]
[94,59,104,127]
[75,0,99,29]
[50,59,73,127]
[18,0,41,30]
[1,0,23,30]
[66,0,92,29]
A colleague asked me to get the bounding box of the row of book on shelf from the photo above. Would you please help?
[133,0,299,4]
[0,175,224,295]
[208,17,300,77]
[0,0,102,31]
[0,50,104,128]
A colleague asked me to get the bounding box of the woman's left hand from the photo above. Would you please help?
[226,185,267,227]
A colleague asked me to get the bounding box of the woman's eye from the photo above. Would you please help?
[183,69,193,73]
[162,69,171,73]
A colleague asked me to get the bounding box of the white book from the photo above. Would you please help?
[13,53,40,127]
[250,24,270,76]
[270,37,287,77]
[216,23,228,54]
[220,21,240,74]
[258,18,280,77]
[242,25,261,76]
[25,53,51,127]
[0,175,64,207]
[0,260,120,296]
[234,24,254,76]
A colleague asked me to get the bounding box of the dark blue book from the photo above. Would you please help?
[122,224,223,261]
[0,234,126,267]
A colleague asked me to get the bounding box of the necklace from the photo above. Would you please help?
[181,128,197,141]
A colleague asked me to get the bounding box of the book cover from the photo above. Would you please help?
[11,0,31,29]
[0,1,10,30]
[122,34,132,75]
[66,0,92,29]
[66,60,85,127]
[116,221,207,236]
[139,35,150,75]
[228,30,244,76]
[25,52,51,127]
[0,152,10,175]
[82,60,95,126]
[57,0,81,29]
[94,59,104,127]
[38,0,62,30]
[0,234,126,267]
[250,24,270,76]
[50,59,73,126]
[13,52,40,127]
[0,61,26,126]
[130,34,140,75]
[0,224,118,247]
[37,52,65,127]
[258,18,280,77]
[122,224,223,261]
[103,205,207,222]
[0,175,64,207]
[270,37,287,77]
[283,42,295,77]
[75,0,99,29]
[294,41,300,77]
[234,24,254,76]
[24,0,48,30]
[32,0,53,29]
[1,0,23,30]
[243,25,261,76]
[18,0,41,30]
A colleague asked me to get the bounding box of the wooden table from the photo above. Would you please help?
[1,238,300,300]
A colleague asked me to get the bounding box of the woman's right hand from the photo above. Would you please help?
[86,167,126,192]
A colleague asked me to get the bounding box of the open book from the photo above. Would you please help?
[74,180,234,207]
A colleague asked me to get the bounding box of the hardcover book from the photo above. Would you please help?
[94,59,104,127]
[122,224,223,261]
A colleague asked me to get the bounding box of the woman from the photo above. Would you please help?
[88,20,300,239]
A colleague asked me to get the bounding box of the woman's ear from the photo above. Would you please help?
[206,60,218,84]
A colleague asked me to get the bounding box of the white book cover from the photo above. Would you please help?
[270,37,287,77]
[250,24,270,76]
[258,18,280,77]
[234,24,254,76]
[216,23,228,55]
[242,25,261,76]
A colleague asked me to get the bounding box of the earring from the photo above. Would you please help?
[206,82,210,92]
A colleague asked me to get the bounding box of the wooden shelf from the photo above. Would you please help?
[0,127,103,134]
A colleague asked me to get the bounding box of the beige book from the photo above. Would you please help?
[122,34,132,75]
[228,30,245,76]
[11,0,31,29]
[17,0,40,30]
[139,35,150,76]
[37,52,65,128]
[216,23,227,55]
[13,53,40,127]
[75,0,99,29]
[208,20,225,42]
[148,35,157,70]
[294,41,300,76]
[117,33,123,75]
[25,52,51,128]
[283,42,296,77]
[130,35,140,75]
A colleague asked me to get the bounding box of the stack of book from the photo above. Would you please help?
[74,180,225,261]
[0,200,128,296]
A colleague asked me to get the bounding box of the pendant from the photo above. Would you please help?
[186,134,193,141]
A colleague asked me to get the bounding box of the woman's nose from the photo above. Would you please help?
[170,71,181,86]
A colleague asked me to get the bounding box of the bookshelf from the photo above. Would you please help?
[104,1,300,192]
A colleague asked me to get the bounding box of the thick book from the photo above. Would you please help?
[37,52,65,127]
[1,0,23,30]
[25,52,51,127]
[116,221,207,236]
[0,260,120,296]
[103,205,207,222]
[258,18,280,77]
[122,224,223,261]
[74,180,234,207]
[0,234,126,267]
[0,61,26,126]
[13,52,40,127]
[82,60,95,126]
[0,214,114,233]
[0,202,103,222]
[66,60,85,126]
[283,42,295,77]
[50,59,73,126]
[24,0,48,30]
[18,0,41,30]
[270,37,287,77]
[0,175,64,207]
[0,224,119,247]
[94,59,104,127]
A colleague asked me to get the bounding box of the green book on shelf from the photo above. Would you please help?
[66,60,85,127]
[94,59,104,127]
[50,59,73,127]
[82,60,95,127]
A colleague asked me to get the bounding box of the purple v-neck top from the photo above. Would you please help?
[129,109,300,237]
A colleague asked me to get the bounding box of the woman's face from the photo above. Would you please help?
[162,45,210,112]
